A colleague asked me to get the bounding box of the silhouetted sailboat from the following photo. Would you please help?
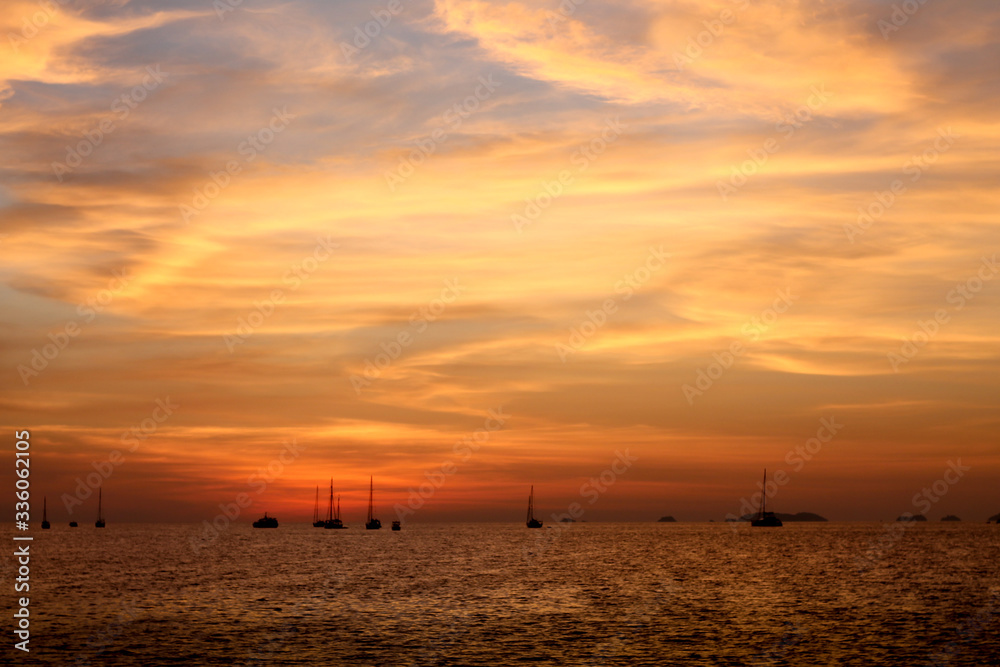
[526,486,543,528]
[95,488,106,528]
[366,476,381,530]
[750,469,782,527]
[69,521,78,527]
[324,479,346,529]
[312,485,324,527]
[253,512,279,528]
[41,497,50,529]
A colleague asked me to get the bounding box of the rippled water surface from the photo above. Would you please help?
[3,522,999,665]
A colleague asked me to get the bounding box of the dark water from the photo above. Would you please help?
[2,522,998,665]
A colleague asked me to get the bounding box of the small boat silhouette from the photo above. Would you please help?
[526,486,543,528]
[69,521,78,527]
[750,469,782,527]
[391,520,401,531]
[253,512,278,528]
[41,496,50,530]
[324,480,347,529]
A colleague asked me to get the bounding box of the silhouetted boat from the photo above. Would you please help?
[69,521,78,527]
[391,520,401,531]
[95,488,106,528]
[253,512,278,528]
[312,485,324,527]
[750,469,782,527]
[526,486,543,528]
[366,476,381,530]
[41,497,50,530]
[324,480,346,529]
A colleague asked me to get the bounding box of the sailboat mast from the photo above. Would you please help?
[328,479,334,522]
[528,486,534,522]
[368,476,374,523]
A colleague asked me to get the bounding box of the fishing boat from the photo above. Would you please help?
[69,521,78,527]
[95,488,106,528]
[391,520,401,531]
[750,469,783,527]
[312,485,324,527]
[41,497,50,529]
[253,512,279,528]
[324,480,346,529]
[526,486,543,528]
[365,476,381,530]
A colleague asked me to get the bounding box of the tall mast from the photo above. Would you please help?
[327,479,334,522]
[527,486,534,522]
[314,486,320,523]
[368,476,374,523]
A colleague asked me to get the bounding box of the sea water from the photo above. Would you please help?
[2,522,998,665]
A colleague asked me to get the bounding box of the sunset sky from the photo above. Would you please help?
[2,0,998,524]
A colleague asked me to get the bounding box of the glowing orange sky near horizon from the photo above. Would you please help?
[2,0,999,524]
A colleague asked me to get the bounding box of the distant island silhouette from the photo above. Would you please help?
[941,515,961,521]
[896,513,927,522]
[736,512,827,522]
[657,516,677,522]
